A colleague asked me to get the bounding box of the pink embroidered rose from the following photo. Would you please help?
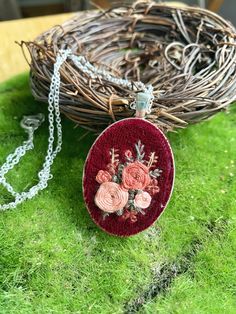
[121,209,138,223]
[134,191,151,209]
[145,178,160,195]
[122,161,151,190]
[96,170,112,184]
[95,182,128,213]
[125,150,133,158]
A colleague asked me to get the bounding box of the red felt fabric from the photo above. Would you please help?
[83,118,174,237]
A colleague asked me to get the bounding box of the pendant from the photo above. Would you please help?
[83,118,175,237]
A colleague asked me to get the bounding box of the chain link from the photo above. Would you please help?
[0,49,153,211]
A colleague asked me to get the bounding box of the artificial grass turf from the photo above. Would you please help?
[0,73,235,314]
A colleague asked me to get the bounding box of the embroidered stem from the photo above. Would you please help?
[110,148,119,165]
[147,152,158,168]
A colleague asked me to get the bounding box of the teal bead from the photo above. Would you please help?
[136,92,153,111]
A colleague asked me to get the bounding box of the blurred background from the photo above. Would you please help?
[0,1,233,23]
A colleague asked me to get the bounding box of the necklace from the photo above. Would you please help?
[0,49,174,236]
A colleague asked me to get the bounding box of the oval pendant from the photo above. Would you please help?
[83,118,175,237]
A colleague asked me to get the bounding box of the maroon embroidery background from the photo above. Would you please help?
[83,118,174,236]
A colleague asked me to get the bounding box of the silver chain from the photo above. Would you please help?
[70,54,154,113]
[0,49,70,211]
[0,49,153,211]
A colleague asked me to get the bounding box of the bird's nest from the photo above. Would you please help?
[21,1,236,133]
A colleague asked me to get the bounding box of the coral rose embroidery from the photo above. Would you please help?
[134,191,152,209]
[145,178,160,195]
[122,161,150,190]
[96,170,112,183]
[95,182,128,213]
[94,140,161,222]
[125,150,133,159]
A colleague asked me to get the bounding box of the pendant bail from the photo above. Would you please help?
[135,91,153,118]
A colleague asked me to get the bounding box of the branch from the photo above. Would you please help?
[110,148,119,165]
[147,152,158,168]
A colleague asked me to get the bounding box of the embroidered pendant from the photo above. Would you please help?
[83,118,174,237]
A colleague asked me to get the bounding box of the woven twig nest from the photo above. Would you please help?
[21,1,236,133]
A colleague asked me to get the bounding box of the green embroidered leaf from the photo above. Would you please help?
[135,140,145,161]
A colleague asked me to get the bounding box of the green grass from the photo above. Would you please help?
[0,73,235,314]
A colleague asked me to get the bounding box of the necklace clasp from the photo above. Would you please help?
[20,113,45,131]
